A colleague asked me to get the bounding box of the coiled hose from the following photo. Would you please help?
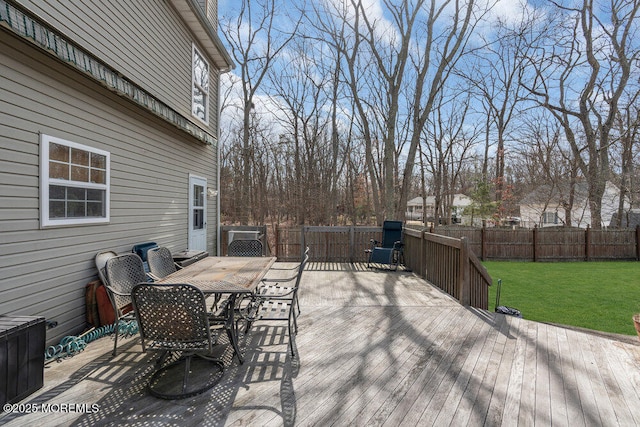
[45,320,139,363]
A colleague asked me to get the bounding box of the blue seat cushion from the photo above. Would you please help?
[370,247,394,264]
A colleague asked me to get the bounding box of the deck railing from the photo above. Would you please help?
[403,228,492,310]
[274,225,381,262]
[238,225,492,310]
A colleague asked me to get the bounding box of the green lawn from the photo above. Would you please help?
[483,261,640,336]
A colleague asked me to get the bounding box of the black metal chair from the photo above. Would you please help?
[147,247,180,281]
[105,253,147,356]
[228,239,263,257]
[257,247,309,324]
[367,220,404,270]
[250,251,309,357]
[132,283,225,399]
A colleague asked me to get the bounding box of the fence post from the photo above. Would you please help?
[349,226,355,263]
[481,226,486,261]
[636,226,640,261]
[420,229,426,277]
[533,225,538,262]
[275,224,279,258]
[301,226,306,261]
[585,225,591,261]
[459,237,470,306]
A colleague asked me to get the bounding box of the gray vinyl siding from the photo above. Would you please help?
[0,29,219,346]
[197,0,218,28]
[18,0,219,132]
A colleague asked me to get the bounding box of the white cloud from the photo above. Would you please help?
[321,0,400,46]
[486,0,531,25]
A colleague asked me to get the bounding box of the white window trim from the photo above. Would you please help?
[191,44,210,125]
[542,211,558,225]
[40,134,111,227]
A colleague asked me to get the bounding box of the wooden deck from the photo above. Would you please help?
[2,263,640,426]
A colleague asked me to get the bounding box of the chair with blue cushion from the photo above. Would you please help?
[367,220,404,271]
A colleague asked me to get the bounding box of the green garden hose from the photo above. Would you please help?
[45,320,138,363]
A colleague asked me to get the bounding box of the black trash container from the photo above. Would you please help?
[0,316,45,405]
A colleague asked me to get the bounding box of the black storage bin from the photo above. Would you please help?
[0,316,45,405]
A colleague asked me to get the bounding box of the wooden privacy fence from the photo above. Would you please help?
[268,225,490,309]
[273,225,381,262]
[421,225,640,261]
[403,229,491,310]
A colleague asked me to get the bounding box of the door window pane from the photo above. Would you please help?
[193,185,204,207]
[193,209,204,230]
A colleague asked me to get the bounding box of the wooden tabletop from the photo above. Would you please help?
[156,256,276,294]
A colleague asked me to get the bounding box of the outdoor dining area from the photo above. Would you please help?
[93,239,306,400]
[2,238,640,426]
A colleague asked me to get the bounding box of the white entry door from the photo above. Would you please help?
[188,175,207,251]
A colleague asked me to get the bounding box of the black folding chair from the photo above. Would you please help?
[367,220,404,270]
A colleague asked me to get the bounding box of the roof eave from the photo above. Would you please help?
[169,0,234,72]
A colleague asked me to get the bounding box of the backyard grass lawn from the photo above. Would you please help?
[483,261,640,336]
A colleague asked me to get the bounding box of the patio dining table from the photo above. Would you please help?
[155,256,277,363]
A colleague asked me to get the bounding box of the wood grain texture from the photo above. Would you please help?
[2,263,639,426]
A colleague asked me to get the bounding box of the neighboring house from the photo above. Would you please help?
[519,181,626,228]
[406,194,472,224]
[610,209,640,228]
[0,0,233,345]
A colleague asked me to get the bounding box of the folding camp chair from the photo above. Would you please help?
[366,220,404,271]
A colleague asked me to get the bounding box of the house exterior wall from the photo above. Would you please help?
[519,182,624,229]
[519,201,590,228]
[406,194,472,224]
[0,0,227,346]
[17,0,219,132]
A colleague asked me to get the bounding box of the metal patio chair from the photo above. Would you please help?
[256,247,309,323]
[247,250,309,357]
[147,247,180,281]
[132,283,225,399]
[105,253,147,356]
[95,250,118,286]
[366,220,404,271]
[227,239,263,257]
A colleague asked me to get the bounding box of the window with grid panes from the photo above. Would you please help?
[40,134,110,227]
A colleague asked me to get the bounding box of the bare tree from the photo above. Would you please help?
[422,88,481,224]
[512,111,579,226]
[463,8,536,206]
[521,0,640,228]
[305,0,488,223]
[220,0,299,224]
[611,91,640,225]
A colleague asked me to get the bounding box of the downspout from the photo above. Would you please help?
[216,75,222,256]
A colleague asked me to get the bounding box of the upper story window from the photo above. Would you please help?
[192,44,210,125]
[542,211,558,225]
[40,134,110,227]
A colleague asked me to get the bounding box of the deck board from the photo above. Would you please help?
[1,262,639,426]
